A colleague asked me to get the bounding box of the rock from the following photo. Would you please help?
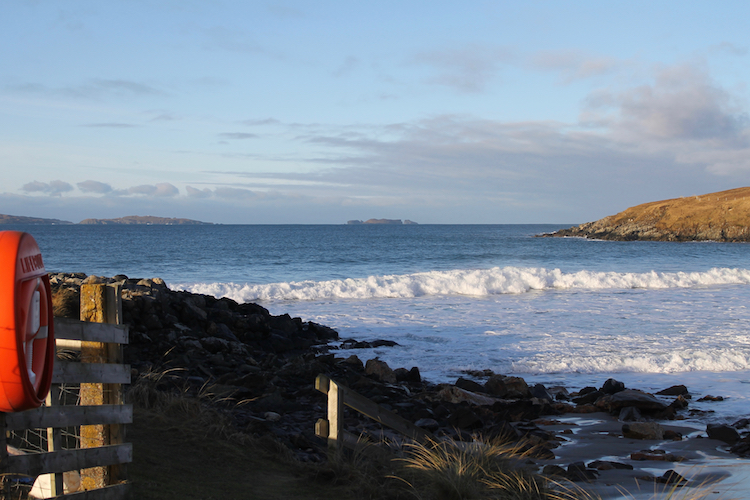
[618,406,643,422]
[706,423,741,444]
[697,395,724,402]
[341,355,365,372]
[622,422,664,440]
[414,418,440,431]
[437,386,499,406]
[448,406,483,430]
[456,377,486,393]
[587,460,633,471]
[601,378,625,395]
[573,390,604,405]
[630,450,684,462]
[542,465,566,476]
[529,383,554,402]
[364,358,397,384]
[596,389,667,414]
[656,385,689,396]
[484,375,530,399]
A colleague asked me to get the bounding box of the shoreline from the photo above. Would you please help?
[48,272,750,496]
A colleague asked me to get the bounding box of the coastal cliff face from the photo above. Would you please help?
[546,187,750,242]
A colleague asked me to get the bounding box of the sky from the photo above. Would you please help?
[2,1,750,224]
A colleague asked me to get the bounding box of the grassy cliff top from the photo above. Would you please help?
[548,187,750,242]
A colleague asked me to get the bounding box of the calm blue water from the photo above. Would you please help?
[14,223,750,422]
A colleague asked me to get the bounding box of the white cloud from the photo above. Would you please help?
[186,186,212,198]
[21,180,74,196]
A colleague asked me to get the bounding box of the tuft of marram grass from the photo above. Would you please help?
[389,437,592,500]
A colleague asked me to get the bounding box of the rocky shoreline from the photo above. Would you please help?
[50,273,750,488]
[542,186,750,242]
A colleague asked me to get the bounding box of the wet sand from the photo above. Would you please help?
[536,412,750,499]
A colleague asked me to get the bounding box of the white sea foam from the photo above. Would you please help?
[174,266,750,303]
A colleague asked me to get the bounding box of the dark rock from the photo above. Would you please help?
[370,339,399,348]
[587,460,633,470]
[364,358,396,384]
[706,423,741,444]
[542,465,566,476]
[529,383,554,402]
[456,377,486,393]
[618,406,643,422]
[596,389,667,414]
[697,395,724,402]
[622,422,664,440]
[572,390,603,405]
[656,385,689,396]
[340,355,364,372]
[601,378,625,395]
[414,418,440,431]
[484,375,530,399]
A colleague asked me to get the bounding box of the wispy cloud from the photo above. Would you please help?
[531,50,620,83]
[218,132,258,140]
[82,123,139,128]
[410,45,513,93]
[6,78,165,100]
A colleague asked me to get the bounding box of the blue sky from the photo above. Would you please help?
[2,1,749,224]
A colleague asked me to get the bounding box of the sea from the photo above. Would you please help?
[16,223,750,427]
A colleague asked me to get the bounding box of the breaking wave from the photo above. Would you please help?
[173,266,750,303]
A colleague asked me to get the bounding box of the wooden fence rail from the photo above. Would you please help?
[314,374,433,455]
[1,283,132,499]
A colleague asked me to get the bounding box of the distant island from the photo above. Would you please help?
[0,214,73,225]
[347,219,418,225]
[79,215,211,225]
[543,187,750,242]
[0,214,211,225]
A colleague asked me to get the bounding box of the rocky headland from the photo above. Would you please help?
[49,273,750,488]
[543,187,750,242]
[0,214,73,225]
[0,214,211,225]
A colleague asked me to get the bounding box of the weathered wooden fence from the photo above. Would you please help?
[0,283,132,499]
[314,374,433,455]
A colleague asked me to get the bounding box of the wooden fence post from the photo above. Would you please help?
[79,283,124,489]
[314,375,343,456]
[45,386,64,496]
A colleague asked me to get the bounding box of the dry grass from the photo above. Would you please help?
[388,437,592,500]
[124,371,737,500]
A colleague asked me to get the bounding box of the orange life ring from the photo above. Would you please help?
[0,231,55,412]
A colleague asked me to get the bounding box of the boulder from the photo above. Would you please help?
[484,375,530,399]
[529,383,554,402]
[364,358,397,384]
[706,423,741,445]
[601,378,625,395]
[656,385,689,396]
[596,389,667,414]
[437,386,499,406]
[622,422,664,440]
[456,377,486,393]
